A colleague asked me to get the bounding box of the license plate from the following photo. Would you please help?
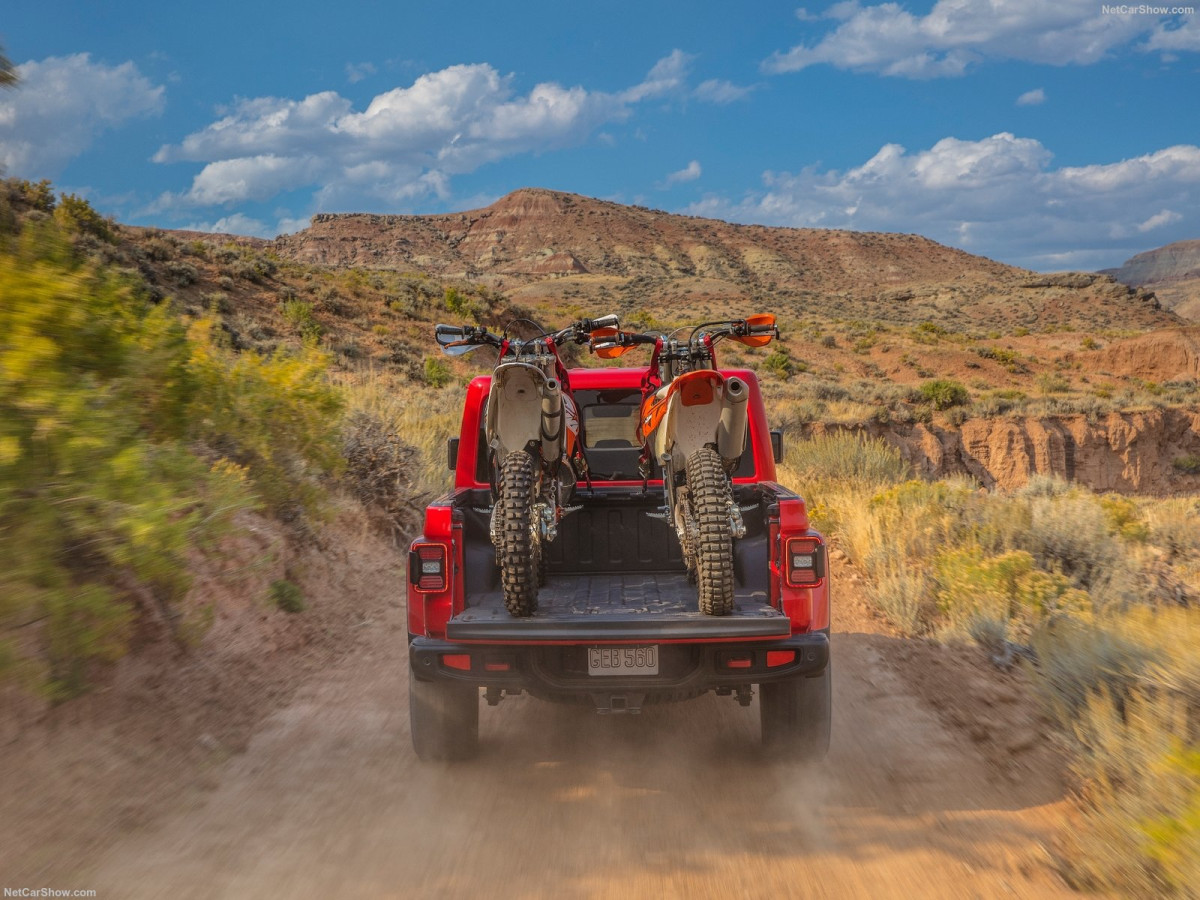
[588,645,659,676]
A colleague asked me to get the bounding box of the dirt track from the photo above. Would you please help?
[63,570,1081,900]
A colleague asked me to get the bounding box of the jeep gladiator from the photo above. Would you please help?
[407,367,831,761]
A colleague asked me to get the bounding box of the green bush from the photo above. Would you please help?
[0,208,343,697]
[423,357,452,388]
[762,348,797,380]
[783,431,910,491]
[917,379,969,410]
[1173,454,1200,475]
[52,193,114,243]
[269,579,306,613]
[280,299,322,341]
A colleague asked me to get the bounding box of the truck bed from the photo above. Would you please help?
[445,572,787,642]
[447,485,790,642]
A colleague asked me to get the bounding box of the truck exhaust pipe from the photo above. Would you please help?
[717,376,749,463]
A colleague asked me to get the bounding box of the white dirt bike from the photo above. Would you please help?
[590,315,778,615]
[435,315,619,616]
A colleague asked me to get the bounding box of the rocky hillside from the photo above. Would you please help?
[1102,239,1200,321]
[273,189,1175,332]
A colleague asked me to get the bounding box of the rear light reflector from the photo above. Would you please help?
[485,661,510,672]
[409,543,448,592]
[766,650,796,668]
[441,654,471,671]
[725,655,753,669]
[785,538,825,587]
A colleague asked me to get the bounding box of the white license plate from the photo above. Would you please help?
[587,645,659,676]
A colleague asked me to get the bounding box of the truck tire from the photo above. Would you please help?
[760,662,832,762]
[499,450,540,617]
[409,668,479,762]
[685,446,735,616]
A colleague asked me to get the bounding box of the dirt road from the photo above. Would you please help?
[67,575,1080,900]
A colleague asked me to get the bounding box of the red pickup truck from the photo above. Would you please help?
[407,367,831,761]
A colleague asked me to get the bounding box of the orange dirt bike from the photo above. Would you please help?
[590,315,779,615]
[435,314,620,616]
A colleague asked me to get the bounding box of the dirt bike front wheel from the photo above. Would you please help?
[684,446,735,616]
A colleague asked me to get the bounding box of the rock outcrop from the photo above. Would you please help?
[803,408,1200,494]
[1102,239,1200,321]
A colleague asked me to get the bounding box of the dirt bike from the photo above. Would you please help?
[590,315,778,616]
[435,314,619,617]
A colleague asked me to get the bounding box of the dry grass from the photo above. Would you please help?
[777,431,1200,896]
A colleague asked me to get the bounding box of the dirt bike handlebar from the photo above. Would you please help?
[436,315,622,354]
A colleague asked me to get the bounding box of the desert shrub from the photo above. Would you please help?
[820,334,837,348]
[1100,495,1150,543]
[0,230,261,697]
[423,357,452,388]
[935,547,1089,642]
[1035,605,1200,895]
[1037,372,1071,394]
[1173,454,1200,475]
[917,378,969,410]
[280,299,322,341]
[762,347,797,380]
[269,579,305,613]
[1146,500,1200,560]
[165,260,199,286]
[783,432,909,493]
[342,410,418,524]
[52,193,114,242]
[975,345,1029,373]
[185,318,344,517]
[1018,491,1116,590]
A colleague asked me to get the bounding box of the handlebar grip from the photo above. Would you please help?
[435,323,466,339]
[590,314,619,330]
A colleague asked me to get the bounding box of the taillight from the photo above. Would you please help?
[409,543,448,592]
[785,538,825,587]
[766,650,795,667]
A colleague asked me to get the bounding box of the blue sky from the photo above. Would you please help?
[1,0,1197,270]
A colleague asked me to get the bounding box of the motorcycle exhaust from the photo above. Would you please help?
[540,377,564,461]
[717,376,749,463]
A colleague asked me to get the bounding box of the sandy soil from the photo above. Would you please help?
[4,544,1084,899]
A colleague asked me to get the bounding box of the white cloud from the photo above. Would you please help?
[1136,208,1182,232]
[764,0,1192,78]
[0,54,164,176]
[661,160,702,188]
[694,79,754,104]
[154,53,692,211]
[182,212,271,237]
[345,62,376,84]
[685,133,1200,270]
[620,50,693,102]
[1016,87,1045,106]
[275,215,313,235]
[1143,15,1200,51]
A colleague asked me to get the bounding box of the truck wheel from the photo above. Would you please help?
[760,663,832,762]
[409,668,479,762]
[499,450,540,617]
[685,446,735,616]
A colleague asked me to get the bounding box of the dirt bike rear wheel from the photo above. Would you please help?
[498,450,540,617]
[684,446,735,616]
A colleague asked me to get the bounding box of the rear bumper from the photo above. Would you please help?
[408,632,829,700]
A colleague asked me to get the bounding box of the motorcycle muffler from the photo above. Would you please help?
[540,377,564,461]
[717,376,749,462]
